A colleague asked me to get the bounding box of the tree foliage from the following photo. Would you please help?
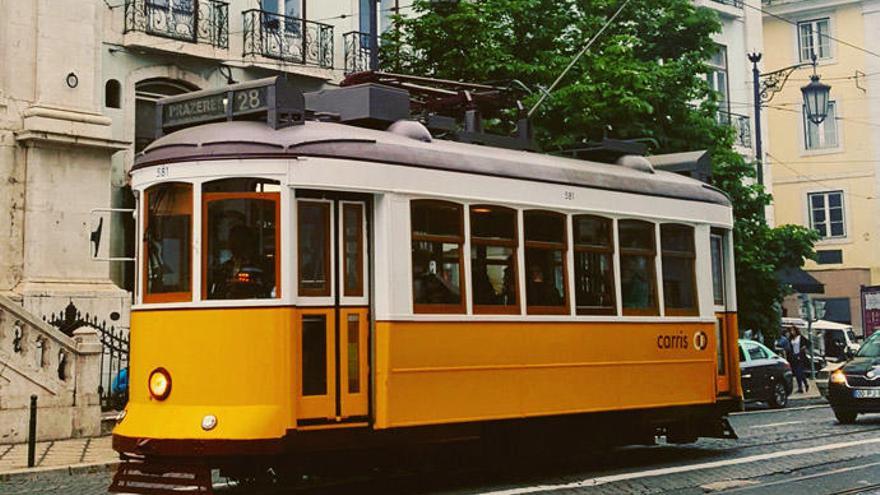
[381,0,818,335]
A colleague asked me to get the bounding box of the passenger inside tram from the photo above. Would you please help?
[526,263,563,307]
[208,224,272,299]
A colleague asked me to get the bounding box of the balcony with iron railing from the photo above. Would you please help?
[344,31,374,75]
[242,9,334,69]
[710,0,743,7]
[719,111,753,149]
[123,0,229,49]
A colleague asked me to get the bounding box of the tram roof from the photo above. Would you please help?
[132,120,730,207]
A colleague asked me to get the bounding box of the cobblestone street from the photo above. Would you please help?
[6,400,880,495]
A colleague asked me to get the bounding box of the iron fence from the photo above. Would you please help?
[45,302,130,411]
[124,0,229,49]
[344,31,373,75]
[242,9,334,69]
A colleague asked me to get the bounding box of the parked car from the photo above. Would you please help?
[739,339,794,408]
[827,331,880,424]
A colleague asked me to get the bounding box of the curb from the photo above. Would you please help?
[0,459,121,482]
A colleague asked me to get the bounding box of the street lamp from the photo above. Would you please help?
[747,52,832,189]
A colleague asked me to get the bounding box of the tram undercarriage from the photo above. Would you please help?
[110,400,739,494]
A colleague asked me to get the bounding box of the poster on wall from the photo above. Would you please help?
[861,285,880,337]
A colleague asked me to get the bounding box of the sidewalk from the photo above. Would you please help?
[0,436,119,478]
[789,378,824,402]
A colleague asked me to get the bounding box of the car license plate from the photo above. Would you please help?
[853,389,880,399]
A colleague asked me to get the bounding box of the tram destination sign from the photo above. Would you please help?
[156,76,305,136]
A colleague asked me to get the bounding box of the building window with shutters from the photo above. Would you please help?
[804,101,838,150]
[808,191,845,239]
[798,18,832,62]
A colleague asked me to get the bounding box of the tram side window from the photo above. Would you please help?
[298,200,331,297]
[524,211,568,314]
[411,200,465,313]
[470,205,519,314]
[144,183,192,303]
[203,179,280,300]
[710,231,725,306]
[618,220,658,316]
[661,224,698,316]
[573,215,615,315]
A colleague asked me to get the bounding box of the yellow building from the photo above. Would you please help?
[764,0,880,333]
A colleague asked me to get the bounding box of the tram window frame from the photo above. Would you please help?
[660,224,699,316]
[202,179,281,301]
[710,230,726,307]
[298,200,333,298]
[470,205,520,315]
[143,182,193,304]
[410,199,466,314]
[573,215,616,316]
[523,210,569,315]
[618,219,659,316]
[341,202,365,298]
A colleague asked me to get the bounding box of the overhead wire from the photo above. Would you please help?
[741,1,880,61]
[766,152,877,200]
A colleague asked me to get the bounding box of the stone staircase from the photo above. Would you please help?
[0,294,102,444]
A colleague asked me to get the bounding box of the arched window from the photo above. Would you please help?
[524,210,568,314]
[143,182,192,303]
[411,200,465,313]
[135,78,199,153]
[470,205,519,314]
[104,79,121,109]
[573,215,615,315]
[661,224,698,316]
[618,220,658,316]
[203,178,280,300]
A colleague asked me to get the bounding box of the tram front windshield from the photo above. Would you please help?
[203,178,280,300]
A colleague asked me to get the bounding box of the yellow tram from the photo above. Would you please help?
[112,77,741,488]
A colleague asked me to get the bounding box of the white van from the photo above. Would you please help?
[780,317,860,360]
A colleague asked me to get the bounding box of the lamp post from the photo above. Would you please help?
[748,53,832,190]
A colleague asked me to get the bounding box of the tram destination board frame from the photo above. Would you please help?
[156,76,306,137]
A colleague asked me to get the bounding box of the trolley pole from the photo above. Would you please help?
[27,394,37,468]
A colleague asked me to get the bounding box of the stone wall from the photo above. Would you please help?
[0,295,102,445]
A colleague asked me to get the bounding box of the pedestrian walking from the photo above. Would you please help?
[778,330,793,363]
[791,328,809,393]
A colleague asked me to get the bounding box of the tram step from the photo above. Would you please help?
[109,460,214,494]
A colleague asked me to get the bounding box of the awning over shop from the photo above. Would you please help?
[776,267,825,294]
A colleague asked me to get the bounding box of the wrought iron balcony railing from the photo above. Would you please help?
[242,10,334,69]
[710,0,743,7]
[344,31,374,75]
[719,111,752,148]
[124,0,229,49]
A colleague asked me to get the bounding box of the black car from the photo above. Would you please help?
[739,339,794,408]
[828,331,880,423]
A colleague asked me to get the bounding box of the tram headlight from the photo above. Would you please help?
[830,369,848,386]
[148,367,172,400]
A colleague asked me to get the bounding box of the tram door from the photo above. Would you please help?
[295,195,370,423]
[711,231,731,395]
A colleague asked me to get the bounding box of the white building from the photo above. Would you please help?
[700,0,766,191]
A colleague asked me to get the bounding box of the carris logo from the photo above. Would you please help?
[657,332,689,350]
[693,331,708,351]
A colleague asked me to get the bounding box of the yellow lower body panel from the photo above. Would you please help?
[374,320,721,429]
[115,307,295,441]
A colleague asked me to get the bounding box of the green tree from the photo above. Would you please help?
[381,0,818,336]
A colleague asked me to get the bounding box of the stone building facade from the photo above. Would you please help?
[0,0,414,328]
